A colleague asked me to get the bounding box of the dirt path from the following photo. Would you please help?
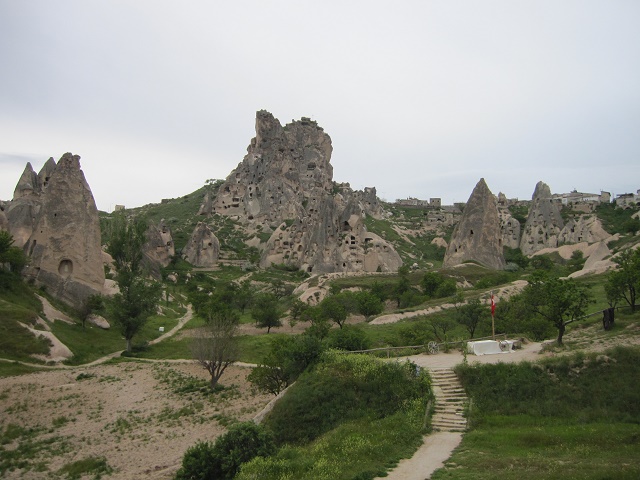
[371,280,528,325]
[380,340,545,479]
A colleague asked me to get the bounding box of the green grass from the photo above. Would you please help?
[237,353,431,479]
[57,456,113,479]
[0,361,46,378]
[432,346,640,479]
[433,422,640,480]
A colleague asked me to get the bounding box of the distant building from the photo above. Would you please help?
[114,204,125,211]
[616,189,640,208]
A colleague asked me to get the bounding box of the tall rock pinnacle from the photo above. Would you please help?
[443,178,506,270]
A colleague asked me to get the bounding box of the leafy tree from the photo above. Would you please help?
[319,292,356,329]
[435,277,457,298]
[355,290,383,321]
[252,292,283,333]
[454,297,486,339]
[235,279,255,313]
[623,218,640,235]
[191,314,239,390]
[392,265,411,307]
[0,230,27,274]
[421,271,444,298]
[176,422,275,480]
[503,246,529,269]
[326,324,370,351]
[605,248,640,311]
[567,250,586,272]
[289,298,309,322]
[105,215,161,352]
[80,294,104,329]
[522,273,593,345]
[530,255,554,271]
[427,316,456,343]
[248,334,324,395]
[370,280,391,302]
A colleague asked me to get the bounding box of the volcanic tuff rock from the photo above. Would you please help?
[143,219,175,269]
[183,222,220,267]
[558,215,610,245]
[498,208,521,249]
[212,110,402,274]
[520,181,564,256]
[443,178,506,270]
[18,153,105,308]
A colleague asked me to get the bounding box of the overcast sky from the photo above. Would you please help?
[1,1,639,212]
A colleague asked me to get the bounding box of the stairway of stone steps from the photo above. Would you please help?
[429,368,468,432]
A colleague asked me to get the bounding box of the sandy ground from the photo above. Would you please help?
[0,362,271,479]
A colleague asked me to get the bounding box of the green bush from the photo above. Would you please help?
[263,352,430,445]
[326,325,370,351]
[455,346,640,424]
[176,422,275,480]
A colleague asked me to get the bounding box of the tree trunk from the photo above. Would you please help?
[126,337,132,353]
[556,324,565,345]
[210,375,218,390]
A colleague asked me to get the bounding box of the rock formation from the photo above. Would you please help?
[498,209,521,249]
[197,191,213,216]
[0,202,8,231]
[558,215,610,245]
[143,219,175,271]
[183,222,220,267]
[10,154,105,308]
[213,110,402,274]
[443,178,506,270]
[520,181,564,256]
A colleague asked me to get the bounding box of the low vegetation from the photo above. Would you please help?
[430,346,640,479]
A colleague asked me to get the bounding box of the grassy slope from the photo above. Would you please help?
[431,344,640,479]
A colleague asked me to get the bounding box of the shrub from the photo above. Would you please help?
[176,423,275,480]
[326,325,370,351]
[263,352,430,445]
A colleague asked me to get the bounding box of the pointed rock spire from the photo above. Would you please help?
[443,178,506,270]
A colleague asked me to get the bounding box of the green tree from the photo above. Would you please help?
[191,315,238,390]
[80,294,104,329]
[427,316,456,343]
[252,292,283,333]
[421,271,444,298]
[0,230,27,274]
[567,250,586,272]
[248,334,324,395]
[623,218,640,235]
[319,292,357,329]
[522,273,593,345]
[105,215,161,352]
[392,265,411,307]
[454,298,486,339]
[176,422,275,480]
[605,248,640,312]
[355,290,383,321]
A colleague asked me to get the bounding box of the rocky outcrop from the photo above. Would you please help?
[143,219,175,270]
[520,181,564,256]
[183,222,220,267]
[499,209,521,249]
[213,111,402,274]
[0,203,8,231]
[443,178,505,270]
[16,154,105,308]
[558,215,610,245]
[197,191,213,216]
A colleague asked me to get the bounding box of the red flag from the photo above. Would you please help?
[491,294,496,316]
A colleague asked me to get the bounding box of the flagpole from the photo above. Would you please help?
[491,291,495,340]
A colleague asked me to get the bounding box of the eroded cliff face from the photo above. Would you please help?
[443,178,506,270]
[520,181,564,256]
[211,110,401,273]
[17,153,105,307]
